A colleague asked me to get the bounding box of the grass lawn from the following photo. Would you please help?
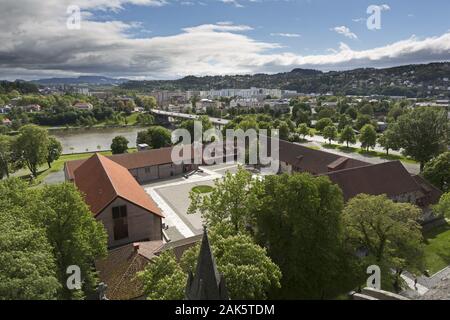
[191,185,214,194]
[423,223,450,274]
[320,143,418,165]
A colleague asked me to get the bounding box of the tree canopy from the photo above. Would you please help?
[137,126,172,149]
[339,125,357,147]
[12,124,50,177]
[423,151,450,192]
[342,194,424,291]
[140,223,281,300]
[111,135,129,154]
[394,107,448,171]
[253,173,351,299]
[0,178,107,299]
[46,136,62,168]
[359,124,377,151]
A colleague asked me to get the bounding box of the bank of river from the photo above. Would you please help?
[51,127,143,154]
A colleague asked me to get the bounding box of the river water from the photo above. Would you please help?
[51,127,143,154]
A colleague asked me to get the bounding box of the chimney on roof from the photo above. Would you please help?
[133,243,140,253]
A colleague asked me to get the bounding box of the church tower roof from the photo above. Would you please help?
[185,227,229,300]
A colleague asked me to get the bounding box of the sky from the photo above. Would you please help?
[0,0,449,80]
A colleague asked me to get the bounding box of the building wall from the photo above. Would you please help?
[392,191,422,204]
[280,161,292,174]
[97,197,162,248]
[130,163,198,184]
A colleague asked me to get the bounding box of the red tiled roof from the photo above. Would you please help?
[412,175,443,207]
[95,235,202,300]
[95,240,163,300]
[322,161,422,201]
[73,154,163,217]
[277,139,369,174]
[65,146,194,180]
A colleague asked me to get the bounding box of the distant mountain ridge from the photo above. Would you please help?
[31,76,129,85]
[120,62,450,98]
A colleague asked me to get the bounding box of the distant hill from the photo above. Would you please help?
[31,76,129,86]
[120,62,450,98]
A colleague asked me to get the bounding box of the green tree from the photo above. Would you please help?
[395,107,448,171]
[342,194,424,291]
[377,127,400,155]
[46,136,62,168]
[339,125,357,148]
[136,113,154,126]
[0,208,60,299]
[359,124,377,151]
[141,224,281,300]
[179,115,213,141]
[346,106,358,120]
[355,114,373,131]
[0,135,14,178]
[111,135,129,154]
[254,173,350,299]
[0,178,61,299]
[137,96,157,111]
[37,183,108,299]
[137,126,172,149]
[297,123,311,140]
[139,250,187,300]
[323,125,337,144]
[180,225,281,300]
[338,114,352,131]
[423,152,450,192]
[274,121,290,140]
[188,168,261,232]
[12,124,49,177]
[315,117,333,132]
[433,192,450,219]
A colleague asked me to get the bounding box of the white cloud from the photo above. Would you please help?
[0,1,449,80]
[220,0,244,8]
[270,33,301,38]
[331,26,358,40]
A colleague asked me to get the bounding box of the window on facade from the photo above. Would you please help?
[145,167,151,173]
[112,205,128,240]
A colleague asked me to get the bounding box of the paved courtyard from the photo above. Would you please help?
[144,163,240,241]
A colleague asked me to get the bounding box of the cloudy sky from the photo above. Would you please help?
[1,0,449,80]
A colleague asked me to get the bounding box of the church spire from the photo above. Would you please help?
[185,226,229,300]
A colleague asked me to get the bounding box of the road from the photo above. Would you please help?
[308,134,403,156]
[150,109,230,125]
[300,140,420,175]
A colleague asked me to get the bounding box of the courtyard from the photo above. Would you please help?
[144,162,242,241]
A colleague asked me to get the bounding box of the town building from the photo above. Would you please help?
[69,154,164,248]
[276,139,442,221]
[95,234,202,300]
[65,146,198,185]
[20,104,41,112]
[73,102,94,110]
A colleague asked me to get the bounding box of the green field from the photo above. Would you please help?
[423,224,450,274]
[192,185,214,194]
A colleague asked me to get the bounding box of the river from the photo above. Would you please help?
[51,127,144,154]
